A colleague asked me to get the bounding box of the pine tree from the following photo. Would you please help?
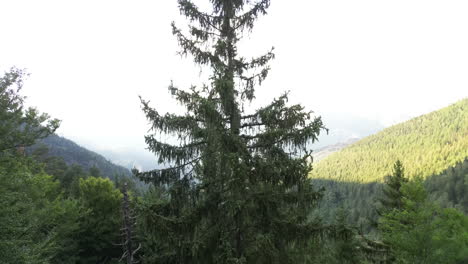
[135,1,326,263]
[376,160,408,215]
[0,67,60,153]
[378,178,468,263]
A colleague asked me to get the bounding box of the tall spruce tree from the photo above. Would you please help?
[135,1,326,263]
[376,160,408,216]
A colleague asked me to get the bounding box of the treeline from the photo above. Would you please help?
[315,158,468,233]
[376,162,468,263]
[0,67,134,263]
[4,144,468,263]
[426,158,468,213]
[0,153,125,263]
[30,144,139,194]
[316,161,468,263]
[311,98,468,183]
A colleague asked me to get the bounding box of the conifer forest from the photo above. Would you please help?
[1,1,468,263]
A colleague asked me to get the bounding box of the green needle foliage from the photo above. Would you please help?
[0,68,125,263]
[0,67,60,153]
[135,1,327,263]
[376,160,408,216]
[425,158,468,213]
[379,178,468,263]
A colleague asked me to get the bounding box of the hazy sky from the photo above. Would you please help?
[1,0,467,153]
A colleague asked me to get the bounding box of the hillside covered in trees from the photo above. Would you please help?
[29,134,133,179]
[311,99,468,234]
[311,98,468,183]
[426,158,468,213]
[1,67,136,263]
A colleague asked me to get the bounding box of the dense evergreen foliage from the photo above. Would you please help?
[376,160,408,216]
[0,154,126,263]
[316,158,468,235]
[2,3,468,264]
[312,98,468,183]
[0,67,60,152]
[0,68,127,263]
[311,99,468,235]
[133,1,337,263]
[0,154,80,263]
[425,158,468,213]
[313,179,380,232]
[77,177,123,263]
[379,178,468,263]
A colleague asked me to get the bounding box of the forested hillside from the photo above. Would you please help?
[29,134,132,179]
[312,99,468,233]
[426,158,468,213]
[314,158,468,235]
[2,0,468,263]
[311,98,468,183]
[1,67,133,263]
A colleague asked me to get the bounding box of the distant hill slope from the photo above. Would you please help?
[30,134,132,179]
[311,98,468,183]
[312,138,359,163]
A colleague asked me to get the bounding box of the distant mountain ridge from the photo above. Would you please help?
[96,147,160,172]
[311,113,384,150]
[311,98,468,183]
[30,134,132,179]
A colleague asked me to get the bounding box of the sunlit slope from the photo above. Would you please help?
[311,98,468,183]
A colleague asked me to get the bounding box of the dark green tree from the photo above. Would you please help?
[0,155,83,264]
[376,160,408,215]
[379,178,468,263]
[0,67,80,264]
[135,0,326,263]
[0,67,60,153]
[333,208,363,263]
[77,177,123,263]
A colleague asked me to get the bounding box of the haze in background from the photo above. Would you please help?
[1,0,467,169]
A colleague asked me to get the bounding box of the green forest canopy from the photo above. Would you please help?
[311,98,468,183]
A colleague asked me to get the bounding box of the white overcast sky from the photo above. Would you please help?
[1,0,467,153]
